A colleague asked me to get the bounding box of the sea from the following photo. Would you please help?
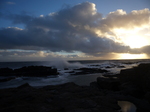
[0,59,150,89]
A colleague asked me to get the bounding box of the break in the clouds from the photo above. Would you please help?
[0,2,150,60]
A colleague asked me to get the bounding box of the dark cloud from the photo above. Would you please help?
[138,45,150,56]
[0,50,61,62]
[128,45,150,56]
[0,2,149,58]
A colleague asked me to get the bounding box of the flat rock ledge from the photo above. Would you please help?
[0,82,120,112]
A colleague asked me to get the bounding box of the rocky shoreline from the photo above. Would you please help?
[1,63,150,111]
[0,66,58,77]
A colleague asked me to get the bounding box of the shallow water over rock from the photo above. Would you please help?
[118,101,136,112]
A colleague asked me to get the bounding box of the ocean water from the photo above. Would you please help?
[0,59,150,89]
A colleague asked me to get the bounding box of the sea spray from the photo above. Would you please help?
[0,59,145,89]
[50,58,85,69]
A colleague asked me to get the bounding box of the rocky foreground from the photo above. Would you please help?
[1,63,150,112]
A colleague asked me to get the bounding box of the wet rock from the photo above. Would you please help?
[0,66,59,77]
[65,71,75,74]
[105,66,112,68]
[0,67,13,76]
[111,94,150,112]
[14,66,59,77]
[122,62,137,64]
[90,65,100,66]
[0,77,16,82]
[64,68,69,70]
[117,65,125,68]
[17,83,31,89]
[72,68,108,75]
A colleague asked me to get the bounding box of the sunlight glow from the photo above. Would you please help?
[123,35,148,48]
[119,53,148,59]
[113,27,150,48]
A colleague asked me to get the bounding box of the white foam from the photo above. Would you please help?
[50,58,85,69]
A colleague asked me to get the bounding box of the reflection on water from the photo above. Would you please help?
[118,101,136,112]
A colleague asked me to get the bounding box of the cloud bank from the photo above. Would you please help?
[0,2,150,60]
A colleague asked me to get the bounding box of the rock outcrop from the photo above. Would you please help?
[71,68,108,75]
[0,66,58,77]
[119,63,150,93]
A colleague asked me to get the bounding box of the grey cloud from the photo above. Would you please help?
[2,11,34,24]
[0,50,61,62]
[128,45,150,56]
[138,46,150,55]
[0,2,149,57]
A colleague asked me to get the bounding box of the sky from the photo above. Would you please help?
[0,0,150,61]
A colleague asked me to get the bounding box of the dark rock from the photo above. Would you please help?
[105,66,112,68]
[65,71,75,74]
[97,77,120,91]
[0,66,59,77]
[46,98,53,103]
[0,67,13,76]
[80,99,97,108]
[72,68,108,75]
[103,74,119,78]
[111,94,150,112]
[90,81,99,89]
[14,66,58,77]
[122,62,136,64]
[144,92,150,103]
[90,65,100,66]
[0,67,13,73]
[0,77,16,82]
[64,68,69,70]
[117,65,125,68]
[17,83,31,89]
[119,63,150,93]
[0,82,121,112]
[119,83,143,98]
